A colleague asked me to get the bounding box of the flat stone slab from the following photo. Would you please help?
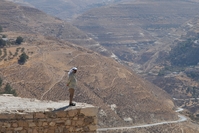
[0,94,94,113]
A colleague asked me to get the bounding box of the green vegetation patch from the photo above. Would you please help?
[18,52,29,64]
[0,77,17,96]
[3,83,17,96]
[0,38,6,47]
[16,36,23,45]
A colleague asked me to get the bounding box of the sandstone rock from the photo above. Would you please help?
[56,111,66,118]
[45,112,56,118]
[56,120,65,124]
[20,130,27,133]
[0,114,9,119]
[32,129,38,133]
[89,125,97,131]
[5,131,12,133]
[24,114,34,119]
[37,121,43,126]
[76,120,84,126]
[35,112,46,119]
[14,127,23,131]
[4,123,11,128]
[68,109,78,117]
[29,122,36,127]
[42,122,48,126]
[83,126,90,132]
[12,123,18,128]
[84,117,94,124]
[80,107,98,117]
[27,129,33,133]
[49,122,56,126]
[65,120,71,125]
[18,121,28,127]
[75,128,82,132]
[69,127,74,132]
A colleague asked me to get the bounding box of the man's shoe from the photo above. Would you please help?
[69,103,76,106]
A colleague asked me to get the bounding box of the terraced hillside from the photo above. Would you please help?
[73,0,199,72]
[6,0,123,21]
[0,0,111,56]
[5,0,199,127]
[7,0,199,78]
[71,1,199,123]
[0,1,178,126]
[148,18,199,124]
[0,31,177,128]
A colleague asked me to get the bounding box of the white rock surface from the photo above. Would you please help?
[0,94,93,113]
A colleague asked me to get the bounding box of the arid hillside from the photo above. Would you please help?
[149,18,199,124]
[6,0,123,21]
[0,1,179,128]
[73,0,199,72]
[0,0,111,56]
[0,31,177,127]
[71,0,199,124]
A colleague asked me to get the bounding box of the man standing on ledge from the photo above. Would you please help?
[67,67,77,106]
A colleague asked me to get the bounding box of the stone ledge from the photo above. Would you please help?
[0,95,95,113]
[0,95,98,133]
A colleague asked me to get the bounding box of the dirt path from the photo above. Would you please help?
[97,108,187,132]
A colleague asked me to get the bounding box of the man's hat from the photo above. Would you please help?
[72,67,77,70]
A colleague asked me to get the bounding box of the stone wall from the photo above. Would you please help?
[0,107,98,133]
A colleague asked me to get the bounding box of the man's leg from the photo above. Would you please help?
[69,88,75,105]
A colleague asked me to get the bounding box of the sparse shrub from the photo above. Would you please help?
[186,70,199,81]
[2,35,6,38]
[21,47,25,52]
[0,39,6,47]
[0,25,2,32]
[14,48,20,57]
[0,48,7,61]
[18,52,29,64]
[158,69,165,76]
[9,51,12,56]
[16,47,20,52]
[186,87,190,93]
[3,83,17,96]
[3,48,7,57]
[16,36,23,45]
